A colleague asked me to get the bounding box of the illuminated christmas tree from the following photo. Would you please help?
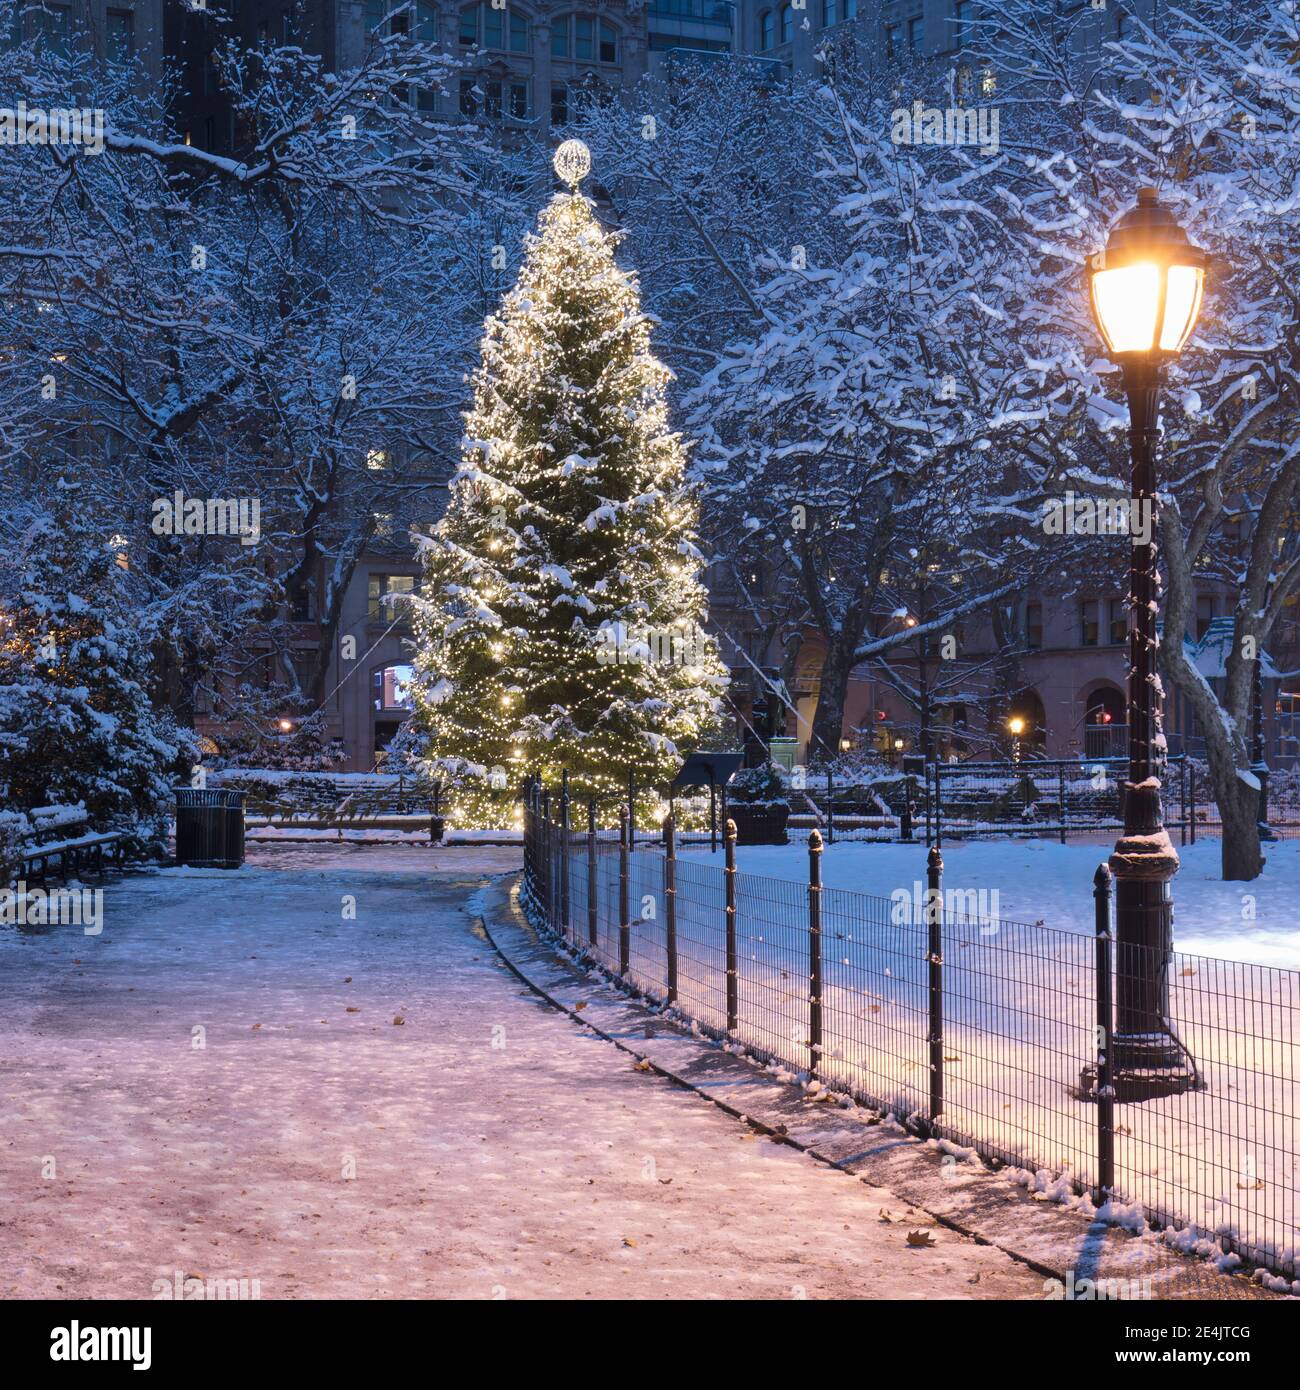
[410,141,727,824]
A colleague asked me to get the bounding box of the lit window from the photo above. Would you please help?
[366,449,390,470]
[368,574,415,621]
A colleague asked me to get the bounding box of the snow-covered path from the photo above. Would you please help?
[0,845,1043,1300]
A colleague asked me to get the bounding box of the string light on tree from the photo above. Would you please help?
[409,142,728,827]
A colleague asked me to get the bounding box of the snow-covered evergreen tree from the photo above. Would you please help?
[411,147,727,822]
[0,501,187,852]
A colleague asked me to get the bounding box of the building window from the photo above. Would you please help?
[1196,594,1215,641]
[1108,598,1127,646]
[511,9,528,51]
[368,574,415,622]
[1026,601,1042,650]
[509,81,529,118]
[760,9,774,48]
[1080,600,1099,647]
[908,15,923,51]
[35,4,71,54]
[822,0,837,26]
[780,4,793,43]
[106,8,134,60]
[845,0,856,15]
[550,12,622,62]
[885,22,900,53]
[484,5,503,48]
[459,77,478,116]
[484,80,503,118]
[373,664,415,712]
[459,7,476,45]
[953,0,972,49]
[551,82,568,124]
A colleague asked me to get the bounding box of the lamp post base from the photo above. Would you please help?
[1109,820,1200,1101]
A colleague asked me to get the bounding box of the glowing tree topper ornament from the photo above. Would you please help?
[553,138,591,190]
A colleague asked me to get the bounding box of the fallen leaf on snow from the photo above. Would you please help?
[906,1230,937,1248]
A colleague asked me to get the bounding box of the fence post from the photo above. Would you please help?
[540,786,552,928]
[560,769,571,938]
[827,763,835,845]
[664,812,678,1006]
[618,805,630,977]
[926,844,944,1135]
[807,829,823,1079]
[934,761,943,848]
[1180,757,1187,847]
[724,817,738,1034]
[1189,762,1196,845]
[587,796,598,948]
[627,770,635,847]
[1094,863,1116,1205]
[1059,764,1067,845]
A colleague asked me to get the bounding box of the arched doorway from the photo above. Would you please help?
[371,663,414,764]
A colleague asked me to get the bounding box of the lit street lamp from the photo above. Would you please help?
[1007,715,1025,765]
[1087,187,1205,1098]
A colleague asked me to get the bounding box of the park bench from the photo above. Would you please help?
[15,805,130,886]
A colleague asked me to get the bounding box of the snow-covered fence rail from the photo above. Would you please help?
[522,781,1300,1287]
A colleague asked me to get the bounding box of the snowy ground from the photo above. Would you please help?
[682,837,1300,970]
[0,843,1043,1300]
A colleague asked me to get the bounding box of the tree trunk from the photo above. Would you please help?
[809,637,854,768]
[1204,738,1264,881]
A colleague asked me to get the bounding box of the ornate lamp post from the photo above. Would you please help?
[1087,188,1206,1097]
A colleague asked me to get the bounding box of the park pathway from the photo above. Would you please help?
[0,844,1044,1300]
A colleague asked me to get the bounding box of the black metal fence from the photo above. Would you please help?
[923,756,1300,843]
[522,778,1300,1283]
